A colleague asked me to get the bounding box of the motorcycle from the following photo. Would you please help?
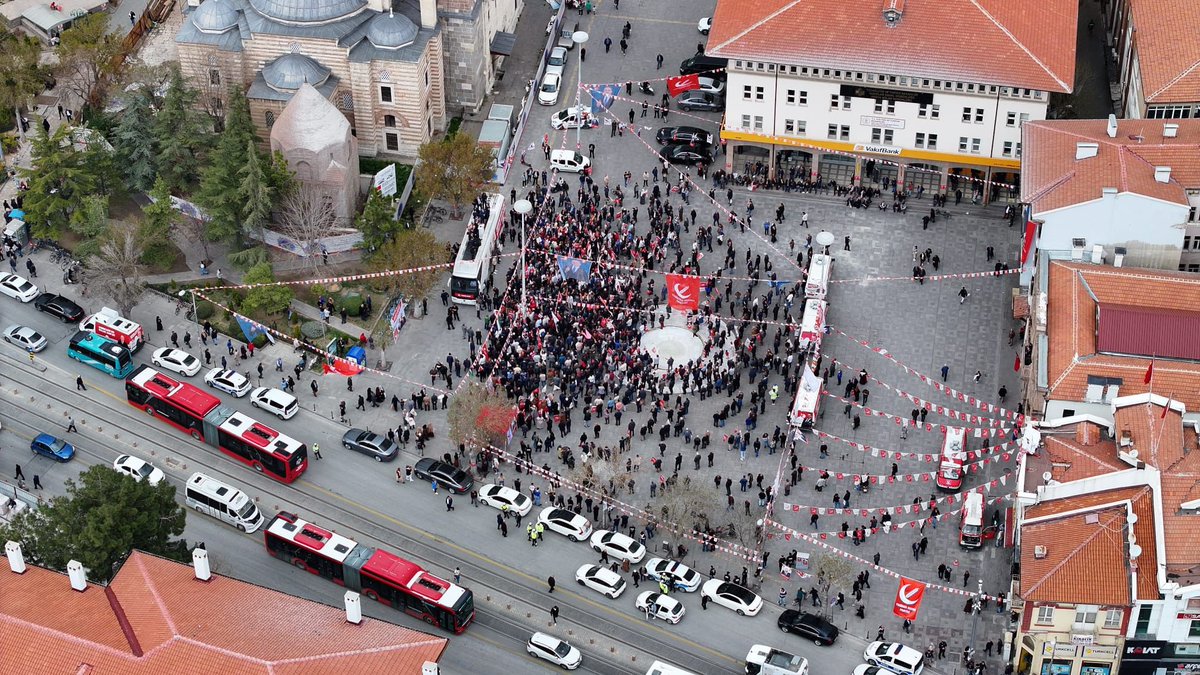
[638,81,654,95]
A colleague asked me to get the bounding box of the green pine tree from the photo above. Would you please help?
[112,91,158,192]
[154,67,207,193]
[241,261,293,316]
[357,187,400,252]
[139,177,179,269]
[197,87,258,243]
[20,127,96,238]
[239,139,274,243]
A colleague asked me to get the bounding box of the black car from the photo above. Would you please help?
[656,126,715,146]
[341,428,399,462]
[677,91,724,112]
[33,293,84,323]
[660,143,712,165]
[777,610,840,645]
[679,53,728,76]
[414,457,473,493]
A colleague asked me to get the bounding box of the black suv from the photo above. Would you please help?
[34,293,84,323]
[680,53,728,76]
[655,126,715,146]
[777,610,840,645]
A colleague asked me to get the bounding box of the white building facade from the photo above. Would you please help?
[704,0,1078,202]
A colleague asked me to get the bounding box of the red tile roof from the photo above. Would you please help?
[1127,0,1200,103]
[0,551,447,674]
[1096,304,1200,361]
[706,0,1077,92]
[1045,260,1200,412]
[1023,486,1158,601]
[1021,119,1200,213]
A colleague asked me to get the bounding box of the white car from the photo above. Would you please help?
[250,387,299,420]
[695,75,726,96]
[634,591,685,624]
[152,347,202,377]
[853,667,889,675]
[478,483,533,517]
[545,46,568,78]
[538,72,562,106]
[863,642,925,675]
[644,558,702,592]
[700,579,763,616]
[589,529,646,563]
[204,368,252,397]
[3,325,47,353]
[527,631,582,670]
[574,564,627,598]
[545,17,555,35]
[550,106,597,130]
[0,273,38,302]
[113,454,165,486]
[698,16,712,34]
[538,506,593,542]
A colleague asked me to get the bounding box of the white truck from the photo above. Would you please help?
[745,645,809,675]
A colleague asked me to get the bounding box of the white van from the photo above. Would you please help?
[185,472,264,533]
[550,149,591,173]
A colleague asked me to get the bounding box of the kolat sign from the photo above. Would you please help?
[892,577,927,620]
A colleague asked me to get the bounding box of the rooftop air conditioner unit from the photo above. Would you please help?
[1034,545,1048,559]
[1071,238,1086,261]
[1091,244,1104,264]
[1113,246,1126,268]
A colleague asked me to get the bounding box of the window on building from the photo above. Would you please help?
[1006,111,1017,126]
[827,123,839,140]
[1104,610,1123,629]
[874,99,884,114]
[786,89,796,105]
[385,132,399,151]
[753,115,763,131]
[839,125,849,140]
[1036,606,1055,624]
[927,133,938,149]
[971,138,981,153]
[1190,206,1198,222]
[915,132,926,148]
[796,90,807,105]
[883,129,893,144]
[384,114,396,128]
[755,86,765,101]
[959,137,969,152]
[785,119,795,134]
[962,107,972,123]
[380,85,393,103]
[1075,606,1098,625]
[264,111,274,128]
[795,120,806,135]
[831,94,840,109]
[742,114,752,129]
[919,103,939,119]
[872,127,882,143]
[1002,141,1014,157]
[1016,142,1022,158]
[974,108,985,123]
[1148,105,1195,119]
[1135,606,1153,636]
[743,85,753,100]
[209,69,220,86]
[425,71,429,86]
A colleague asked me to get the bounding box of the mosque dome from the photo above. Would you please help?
[366,10,418,49]
[262,53,332,91]
[249,0,367,25]
[192,0,239,33]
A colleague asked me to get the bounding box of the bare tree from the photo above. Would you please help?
[276,182,342,275]
[448,382,514,451]
[84,221,146,318]
[811,552,857,618]
[566,449,632,501]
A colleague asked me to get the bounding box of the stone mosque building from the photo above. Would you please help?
[176,0,522,158]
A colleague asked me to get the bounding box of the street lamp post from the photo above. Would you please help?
[177,289,197,324]
[966,578,984,669]
[513,199,532,317]
[572,31,589,152]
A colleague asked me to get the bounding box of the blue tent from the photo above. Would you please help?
[8,209,24,220]
[346,345,366,365]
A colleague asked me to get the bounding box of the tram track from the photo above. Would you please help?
[0,360,739,674]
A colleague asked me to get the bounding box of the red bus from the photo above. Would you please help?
[125,365,308,483]
[264,511,475,633]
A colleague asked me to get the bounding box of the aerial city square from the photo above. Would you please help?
[0,0,1197,673]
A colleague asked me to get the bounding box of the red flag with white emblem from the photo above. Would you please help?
[893,577,927,620]
[666,74,701,97]
[666,273,700,311]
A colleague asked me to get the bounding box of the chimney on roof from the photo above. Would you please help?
[1076,142,1099,160]
[1164,123,1179,138]
[1107,114,1118,138]
[1101,187,1117,200]
[1034,545,1048,559]
[192,547,212,582]
[67,560,86,592]
[881,0,904,26]
[345,590,363,624]
[1114,246,1126,267]
[1076,422,1100,446]
[1155,166,1172,183]
[1120,428,1134,448]
[5,541,26,574]
[419,0,435,29]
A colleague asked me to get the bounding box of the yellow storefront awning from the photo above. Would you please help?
[720,129,1022,171]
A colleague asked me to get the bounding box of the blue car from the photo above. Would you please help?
[31,434,75,462]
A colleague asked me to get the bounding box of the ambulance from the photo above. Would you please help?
[790,364,822,429]
[798,299,826,349]
[80,307,145,352]
[960,492,984,548]
[935,426,967,491]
